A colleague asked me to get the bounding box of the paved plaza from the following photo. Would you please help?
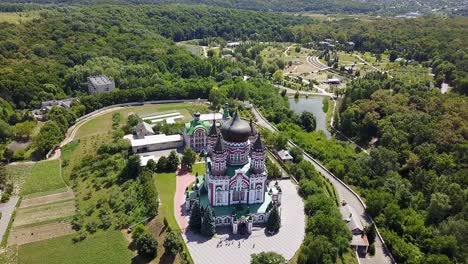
[178,179,305,264]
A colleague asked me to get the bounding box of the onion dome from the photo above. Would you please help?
[194,111,201,120]
[220,111,251,143]
[213,136,224,154]
[209,119,218,137]
[252,134,265,151]
[249,119,257,136]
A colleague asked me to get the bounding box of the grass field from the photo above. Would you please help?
[5,163,34,195]
[154,172,177,229]
[21,160,65,196]
[75,102,204,139]
[17,230,134,264]
[0,11,40,24]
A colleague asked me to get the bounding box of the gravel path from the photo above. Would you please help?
[0,197,19,243]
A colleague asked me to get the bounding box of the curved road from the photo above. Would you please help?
[251,107,394,264]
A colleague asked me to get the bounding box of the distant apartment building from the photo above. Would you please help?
[87,75,115,94]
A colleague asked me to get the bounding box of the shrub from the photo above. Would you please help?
[71,214,84,231]
[72,230,87,243]
[163,231,183,255]
[136,232,158,260]
[1,192,10,203]
[131,224,146,240]
[86,221,98,233]
[369,244,376,256]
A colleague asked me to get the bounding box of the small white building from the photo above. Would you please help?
[87,75,115,94]
[277,150,293,163]
[124,121,183,153]
[326,78,341,85]
[340,203,369,254]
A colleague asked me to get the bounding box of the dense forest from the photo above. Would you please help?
[0,3,467,264]
[0,0,380,13]
[3,0,467,14]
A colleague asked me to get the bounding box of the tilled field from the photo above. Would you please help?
[8,190,76,246]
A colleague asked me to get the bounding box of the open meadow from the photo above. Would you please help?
[17,230,133,264]
[20,160,65,197]
[0,11,40,24]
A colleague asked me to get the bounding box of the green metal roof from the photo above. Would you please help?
[184,120,211,136]
[197,190,273,218]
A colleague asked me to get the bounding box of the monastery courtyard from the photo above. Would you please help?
[176,177,305,264]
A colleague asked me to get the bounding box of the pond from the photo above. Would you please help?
[288,96,331,138]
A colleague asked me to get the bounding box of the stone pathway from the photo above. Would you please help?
[174,169,196,230]
[0,196,19,243]
[179,180,305,264]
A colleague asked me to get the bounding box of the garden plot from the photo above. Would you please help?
[13,200,75,227]
[8,190,76,246]
[8,222,74,246]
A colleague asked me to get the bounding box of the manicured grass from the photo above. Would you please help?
[154,172,177,229]
[17,230,134,264]
[21,160,65,196]
[191,163,205,176]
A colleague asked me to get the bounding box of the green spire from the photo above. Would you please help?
[223,103,231,120]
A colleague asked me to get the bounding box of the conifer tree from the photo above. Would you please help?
[201,206,216,237]
[189,201,202,232]
[266,205,281,234]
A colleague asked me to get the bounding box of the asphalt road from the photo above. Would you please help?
[251,107,394,264]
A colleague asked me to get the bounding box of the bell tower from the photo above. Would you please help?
[250,135,266,174]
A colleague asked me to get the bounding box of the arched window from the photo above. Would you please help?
[216,188,223,203]
[256,185,262,200]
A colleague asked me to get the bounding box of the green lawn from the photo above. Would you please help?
[21,160,65,196]
[191,163,205,176]
[154,172,177,229]
[17,230,133,264]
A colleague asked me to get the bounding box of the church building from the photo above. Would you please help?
[185,108,282,235]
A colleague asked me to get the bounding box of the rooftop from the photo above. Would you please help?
[340,204,364,232]
[199,113,223,122]
[124,134,182,147]
[277,150,293,160]
[88,75,113,85]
